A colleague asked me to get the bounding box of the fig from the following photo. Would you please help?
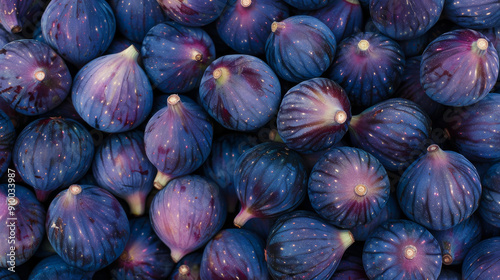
[444,0,500,29]
[462,237,500,279]
[28,255,94,280]
[157,0,227,27]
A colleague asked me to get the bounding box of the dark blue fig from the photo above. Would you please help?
[277,78,351,153]
[169,252,202,280]
[309,0,364,43]
[199,54,281,131]
[420,29,499,106]
[0,109,15,178]
[13,118,94,201]
[200,229,267,279]
[444,93,500,162]
[142,22,215,94]
[149,175,226,263]
[28,255,94,280]
[108,217,174,280]
[479,162,500,227]
[72,45,153,133]
[233,142,308,227]
[430,215,482,266]
[104,36,142,55]
[0,185,45,267]
[215,0,289,55]
[363,219,442,279]
[349,194,402,241]
[438,269,461,280]
[444,0,500,29]
[46,184,130,271]
[0,26,22,48]
[201,133,257,213]
[0,40,72,116]
[41,0,116,68]
[369,0,444,40]
[108,0,168,43]
[331,253,368,280]
[397,144,481,231]
[394,56,445,120]
[92,130,155,216]
[157,0,227,27]
[282,0,333,10]
[0,0,43,34]
[348,98,432,172]
[265,15,337,83]
[462,237,500,279]
[266,210,354,279]
[308,146,390,228]
[327,32,405,107]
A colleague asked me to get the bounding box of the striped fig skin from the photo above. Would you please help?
[0,109,15,178]
[444,93,500,162]
[266,211,354,279]
[142,22,215,94]
[277,78,351,153]
[92,130,155,216]
[0,0,43,34]
[28,255,94,280]
[327,32,405,108]
[200,229,268,280]
[265,15,337,83]
[462,237,500,279]
[282,0,333,10]
[199,54,281,132]
[41,0,116,67]
[420,29,499,106]
[348,98,432,173]
[144,95,213,189]
[46,185,130,272]
[0,185,45,267]
[363,220,442,280]
[72,45,153,133]
[157,0,227,27]
[479,162,500,227]
[108,0,168,43]
[12,118,94,202]
[108,217,175,280]
[369,0,444,40]
[430,215,482,266]
[397,144,482,231]
[444,0,500,29]
[308,146,390,228]
[169,252,202,280]
[0,40,72,116]
[215,0,289,55]
[233,142,308,227]
[149,175,226,263]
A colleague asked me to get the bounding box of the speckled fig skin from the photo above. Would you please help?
[72,45,153,133]
[420,29,499,106]
[266,211,354,279]
[41,0,116,68]
[144,95,213,189]
[0,40,72,116]
[46,185,130,272]
[157,0,227,27]
[430,215,482,266]
[200,229,268,280]
[169,252,202,280]
[479,162,500,227]
[308,146,390,228]
[327,32,405,108]
[0,0,43,34]
[28,255,94,280]
[142,22,215,94]
[92,130,155,216]
[265,15,337,83]
[348,98,432,172]
[199,54,281,132]
[0,185,45,267]
[0,109,15,178]
[108,217,175,280]
[215,0,289,55]
[149,175,226,263]
[277,78,351,153]
[233,142,308,227]
[363,220,442,279]
[462,237,500,279]
[12,117,94,202]
[444,0,500,29]
[397,144,482,231]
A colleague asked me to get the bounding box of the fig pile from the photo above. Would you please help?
[0,0,499,279]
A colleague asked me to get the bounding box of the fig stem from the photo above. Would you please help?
[269,129,284,143]
[179,265,190,275]
[404,245,417,260]
[340,230,355,249]
[125,192,146,216]
[167,94,181,106]
[213,69,223,79]
[121,45,139,62]
[334,110,348,124]
[234,208,255,228]
[241,0,252,7]
[358,39,370,51]
[476,38,488,51]
[8,197,19,206]
[354,184,368,197]
[345,0,360,3]
[427,144,440,153]
[443,254,453,265]
[35,70,46,82]
[171,249,186,263]
[69,185,82,195]
[154,171,171,190]
[271,22,285,33]
[11,25,22,33]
